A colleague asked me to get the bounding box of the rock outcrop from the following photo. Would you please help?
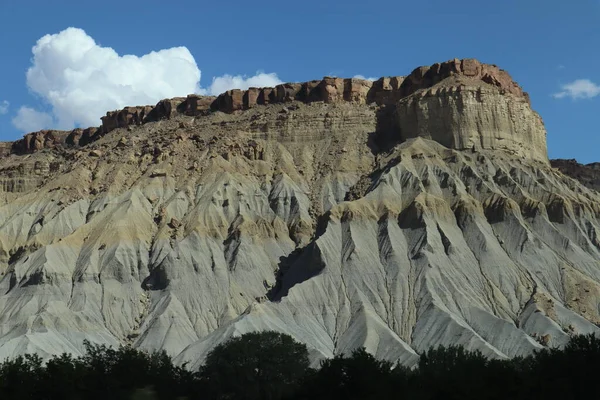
[395,78,548,163]
[399,58,529,101]
[550,159,600,192]
[100,106,154,133]
[210,77,399,113]
[0,58,544,166]
[209,58,530,113]
[0,143,12,157]
[11,130,72,154]
[0,58,591,368]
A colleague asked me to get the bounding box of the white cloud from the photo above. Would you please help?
[0,100,8,114]
[13,27,283,133]
[13,27,200,131]
[553,79,600,100]
[200,72,282,96]
[353,75,378,81]
[12,107,53,132]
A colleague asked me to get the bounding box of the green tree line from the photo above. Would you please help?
[0,331,598,400]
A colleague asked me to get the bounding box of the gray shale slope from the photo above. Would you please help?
[0,58,598,367]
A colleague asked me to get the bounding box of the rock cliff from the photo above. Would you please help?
[396,77,548,163]
[0,59,595,368]
[1,58,546,165]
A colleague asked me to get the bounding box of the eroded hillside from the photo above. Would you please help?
[0,58,598,367]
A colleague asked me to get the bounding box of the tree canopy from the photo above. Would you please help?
[0,332,597,399]
[200,331,309,400]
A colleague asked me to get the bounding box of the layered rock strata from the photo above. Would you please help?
[0,59,589,368]
[1,58,545,166]
[395,77,548,163]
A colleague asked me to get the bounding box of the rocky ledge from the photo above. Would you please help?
[0,58,546,163]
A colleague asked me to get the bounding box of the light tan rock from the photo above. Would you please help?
[396,81,548,164]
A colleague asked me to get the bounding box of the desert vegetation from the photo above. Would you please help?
[0,331,597,399]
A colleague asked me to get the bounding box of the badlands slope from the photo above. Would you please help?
[0,59,599,367]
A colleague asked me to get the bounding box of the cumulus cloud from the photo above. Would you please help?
[12,27,282,132]
[13,27,200,131]
[200,73,282,96]
[0,100,8,115]
[553,79,600,100]
[353,75,378,81]
[12,107,53,132]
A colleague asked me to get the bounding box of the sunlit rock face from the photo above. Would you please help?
[0,59,596,369]
[396,80,548,163]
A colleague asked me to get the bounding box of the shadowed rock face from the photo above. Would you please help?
[395,79,548,163]
[11,130,72,154]
[0,59,590,368]
[550,159,600,192]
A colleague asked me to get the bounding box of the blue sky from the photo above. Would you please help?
[0,0,599,162]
